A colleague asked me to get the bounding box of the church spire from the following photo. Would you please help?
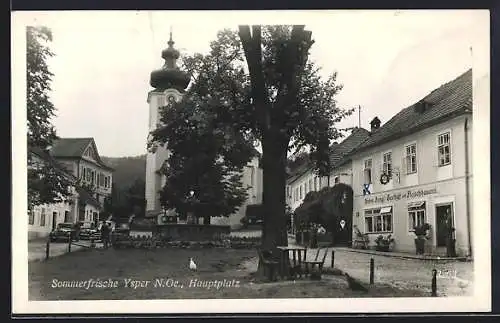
[150,28,190,91]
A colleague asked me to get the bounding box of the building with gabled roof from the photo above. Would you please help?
[49,137,114,207]
[286,127,371,212]
[28,145,102,240]
[348,69,473,257]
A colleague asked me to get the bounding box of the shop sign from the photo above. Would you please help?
[364,187,437,205]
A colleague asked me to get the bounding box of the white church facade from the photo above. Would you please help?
[144,33,262,230]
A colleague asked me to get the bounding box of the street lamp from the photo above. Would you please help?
[187,190,196,224]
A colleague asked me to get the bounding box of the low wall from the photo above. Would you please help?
[156,224,231,241]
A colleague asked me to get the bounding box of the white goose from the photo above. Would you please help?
[189,257,197,271]
[454,276,471,292]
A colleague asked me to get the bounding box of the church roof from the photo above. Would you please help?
[150,33,191,91]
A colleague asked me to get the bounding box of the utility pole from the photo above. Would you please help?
[358,105,361,128]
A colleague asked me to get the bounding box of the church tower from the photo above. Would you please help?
[145,32,191,213]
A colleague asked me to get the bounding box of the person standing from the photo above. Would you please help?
[101,222,110,249]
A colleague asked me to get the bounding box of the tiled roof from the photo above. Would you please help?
[50,137,113,170]
[328,128,371,168]
[353,69,472,155]
[29,146,78,183]
[29,145,101,209]
[287,128,370,184]
[50,138,93,158]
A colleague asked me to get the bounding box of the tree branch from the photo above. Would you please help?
[238,25,269,132]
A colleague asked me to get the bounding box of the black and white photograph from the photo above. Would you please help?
[11,10,490,314]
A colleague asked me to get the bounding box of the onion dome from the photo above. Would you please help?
[150,32,191,91]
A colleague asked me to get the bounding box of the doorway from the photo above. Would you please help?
[333,185,353,246]
[334,215,352,246]
[52,212,58,230]
[436,203,454,247]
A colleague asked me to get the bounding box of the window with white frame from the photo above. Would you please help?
[405,143,417,174]
[364,206,393,233]
[314,177,318,191]
[28,206,34,225]
[408,201,426,230]
[363,159,372,184]
[286,186,290,199]
[40,208,46,227]
[382,152,392,177]
[309,179,313,192]
[305,181,308,194]
[438,132,451,166]
[299,185,303,200]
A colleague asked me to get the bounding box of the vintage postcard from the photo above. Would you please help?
[11,10,491,314]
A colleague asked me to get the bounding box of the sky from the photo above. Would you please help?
[14,10,488,157]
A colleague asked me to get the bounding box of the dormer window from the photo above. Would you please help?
[415,99,431,113]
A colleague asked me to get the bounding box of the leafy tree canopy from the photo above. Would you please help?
[148,30,258,220]
[27,26,72,206]
[149,26,353,240]
[27,26,57,148]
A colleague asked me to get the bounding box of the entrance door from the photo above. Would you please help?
[52,212,58,230]
[436,203,453,247]
[335,216,352,246]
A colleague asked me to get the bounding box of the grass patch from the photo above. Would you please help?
[29,247,427,300]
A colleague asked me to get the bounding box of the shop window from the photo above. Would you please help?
[364,206,393,233]
[408,201,426,230]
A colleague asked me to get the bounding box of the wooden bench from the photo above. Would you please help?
[303,247,329,280]
[257,249,281,281]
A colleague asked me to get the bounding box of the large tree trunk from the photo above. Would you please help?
[261,138,288,251]
[238,25,312,279]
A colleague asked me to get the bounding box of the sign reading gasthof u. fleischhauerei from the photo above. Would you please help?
[364,187,437,205]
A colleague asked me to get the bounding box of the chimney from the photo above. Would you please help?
[370,117,381,132]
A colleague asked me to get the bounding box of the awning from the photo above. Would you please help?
[380,206,392,214]
[408,201,425,209]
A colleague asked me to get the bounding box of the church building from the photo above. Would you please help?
[144,32,262,229]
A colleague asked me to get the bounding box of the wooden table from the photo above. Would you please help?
[276,246,307,279]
